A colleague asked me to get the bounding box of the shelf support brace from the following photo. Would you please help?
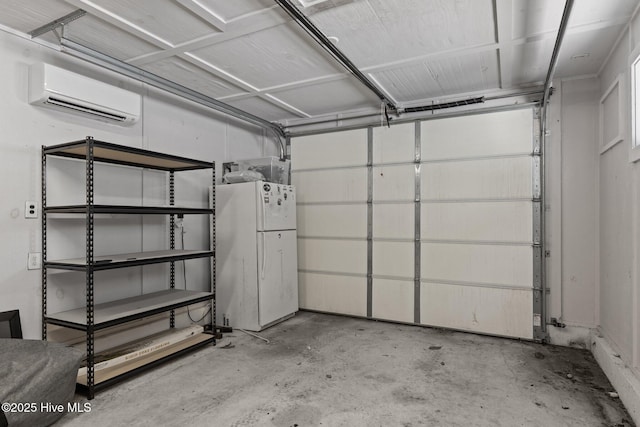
[41,147,48,341]
[414,121,422,324]
[169,171,176,329]
[85,136,96,400]
[211,163,217,342]
[366,127,373,318]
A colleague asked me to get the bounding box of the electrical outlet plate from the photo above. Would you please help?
[25,201,38,218]
[28,252,42,270]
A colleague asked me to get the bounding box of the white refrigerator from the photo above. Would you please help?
[214,181,298,331]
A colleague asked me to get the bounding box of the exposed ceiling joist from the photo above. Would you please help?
[174,0,227,33]
[495,0,514,89]
[219,73,346,103]
[125,6,287,66]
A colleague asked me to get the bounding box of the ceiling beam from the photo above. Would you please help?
[218,73,346,102]
[495,0,513,89]
[262,94,312,118]
[174,0,226,32]
[66,0,174,46]
[126,6,287,66]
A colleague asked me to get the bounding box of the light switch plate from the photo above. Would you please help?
[28,252,42,270]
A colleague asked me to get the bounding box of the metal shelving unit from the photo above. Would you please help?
[41,136,216,399]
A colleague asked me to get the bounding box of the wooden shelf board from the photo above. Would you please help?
[77,333,213,386]
[44,140,213,171]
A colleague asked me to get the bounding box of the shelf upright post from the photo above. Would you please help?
[169,171,175,329]
[210,163,216,343]
[84,136,97,400]
[41,146,47,340]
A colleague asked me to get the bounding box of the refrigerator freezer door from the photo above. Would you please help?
[257,230,299,327]
[215,183,260,330]
[256,181,296,231]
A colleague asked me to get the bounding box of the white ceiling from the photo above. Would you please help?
[0,0,638,126]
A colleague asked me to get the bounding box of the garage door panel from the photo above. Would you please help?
[421,282,533,339]
[373,164,415,201]
[297,204,367,239]
[373,123,416,164]
[373,279,414,323]
[373,204,414,240]
[298,238,367,275]
[422,157,533,200]
[421,201,533,242]
[299,272,366,316]
[292,168,367,203]
[373,241,414,279]
[421,243,533,287]
[292,129,367,170]
[292,108,536,340]
[421,109,534,160]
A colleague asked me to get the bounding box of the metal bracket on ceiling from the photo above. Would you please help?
[28,9,87,40]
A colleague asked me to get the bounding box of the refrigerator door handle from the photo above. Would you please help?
[259,184,266,232]
[260,233,267,280]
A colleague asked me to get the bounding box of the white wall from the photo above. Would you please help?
[547,77,600,330]
[0,29,276,339]
[598,20,640,376]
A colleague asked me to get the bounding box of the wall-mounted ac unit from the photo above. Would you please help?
[29,63,140,126]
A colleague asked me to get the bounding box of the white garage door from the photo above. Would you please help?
[292,108,542,340]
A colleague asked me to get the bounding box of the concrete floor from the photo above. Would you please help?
[59,312,633,427]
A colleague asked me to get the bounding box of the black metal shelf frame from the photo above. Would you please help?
[41,136,216,400]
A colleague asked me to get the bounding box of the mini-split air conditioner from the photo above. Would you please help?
[29,63,140,126]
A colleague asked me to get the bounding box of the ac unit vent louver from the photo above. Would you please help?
[29,63,140,126]
[45,97,127,122]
